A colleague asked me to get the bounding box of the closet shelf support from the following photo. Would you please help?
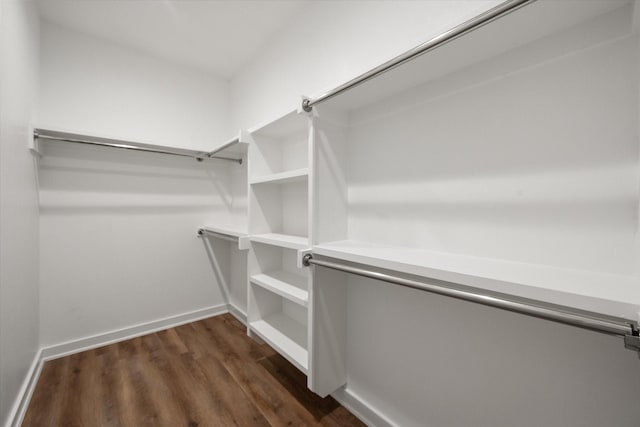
[301,254,640,357]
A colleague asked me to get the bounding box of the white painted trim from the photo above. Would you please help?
[228,303,247,325]
[41,304,228,361]
[4,349,44,427]
[332,387,396,427]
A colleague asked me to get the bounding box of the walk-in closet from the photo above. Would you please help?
[2,1,640,426]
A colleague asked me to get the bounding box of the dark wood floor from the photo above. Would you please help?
[23,314,364,427]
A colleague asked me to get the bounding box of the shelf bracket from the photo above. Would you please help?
[624,326,640,358]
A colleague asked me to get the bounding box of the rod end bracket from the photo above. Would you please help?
[302,253,313,267]
[302,98,313,113]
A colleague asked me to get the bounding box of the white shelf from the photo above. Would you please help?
[250,168,308,185]
[313,240,640,322]
[250,233,309,250]
[250,313,308,372]
[201,224,247,239]
[250,271,308,307]
[207,134,248,157]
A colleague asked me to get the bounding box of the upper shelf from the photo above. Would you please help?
[318,0,631,113]
[250,168,308,185]
[205,133,248,160]
[199,225,250,250]
[33,127,244,164]
[251,233,309,250]
[200,225,247,239]
[312,240,640,322]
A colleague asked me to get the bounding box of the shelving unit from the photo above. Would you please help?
[307,0,640,397]
[246,110,312,377]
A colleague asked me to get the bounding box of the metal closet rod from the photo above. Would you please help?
[34,129,243,164]
[302,254,640,355]
[197,228,238,243]
[302,0,534,112]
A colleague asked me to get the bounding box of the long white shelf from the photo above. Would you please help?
[250,233,309,250]
[250,271,308,307]
[250,168,309,185]
[313,240,640,322]
[200,224,247,239]
[250,313,308,373]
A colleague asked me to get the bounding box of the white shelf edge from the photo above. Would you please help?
[250,233,309,250]
[312,240,640,322]
[208,133,248,157]
[250,271,308,307]
[200,225,248,239]
[249,314,308,373]
[250,168,309,185]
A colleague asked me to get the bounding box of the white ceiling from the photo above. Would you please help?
[37,0,309,79]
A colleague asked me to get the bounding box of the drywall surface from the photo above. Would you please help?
[37,23,239,347]
[230,0,501,130]
[37,144,237,347]
[0,0,40,425]
[345,5,638,276]
[39,22,231,151]
[345,274,640,427]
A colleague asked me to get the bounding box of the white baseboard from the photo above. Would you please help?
[5,304,230,427]
[227,303,247,325]
[41,304,228,361]
[332,387,396,427]
[4,349,44,427]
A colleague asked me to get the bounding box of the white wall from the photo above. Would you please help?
[37,22,240,348]
[230,0,501,131]
[345,274,640,427]
[39,22,232,151]
[0,1,41,426]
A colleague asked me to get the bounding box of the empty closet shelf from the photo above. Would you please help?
[312,240,640,321]
[250,233,309,250]
[250,314,308,372]
[199,225,247,239]
[250,168,308,185]
[250,271,308,307]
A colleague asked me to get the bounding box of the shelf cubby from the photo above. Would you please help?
[248,110,309,177]
[250,168,308,185]
[250,270,308,307]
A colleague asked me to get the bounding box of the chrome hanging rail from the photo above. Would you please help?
[205,137,240,159]
[302,254,640,355]
[197,228,239,243]
[302,0,535,112]
[34,129,243,164]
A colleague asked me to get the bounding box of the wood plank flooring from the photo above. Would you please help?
[22,314,364,427]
